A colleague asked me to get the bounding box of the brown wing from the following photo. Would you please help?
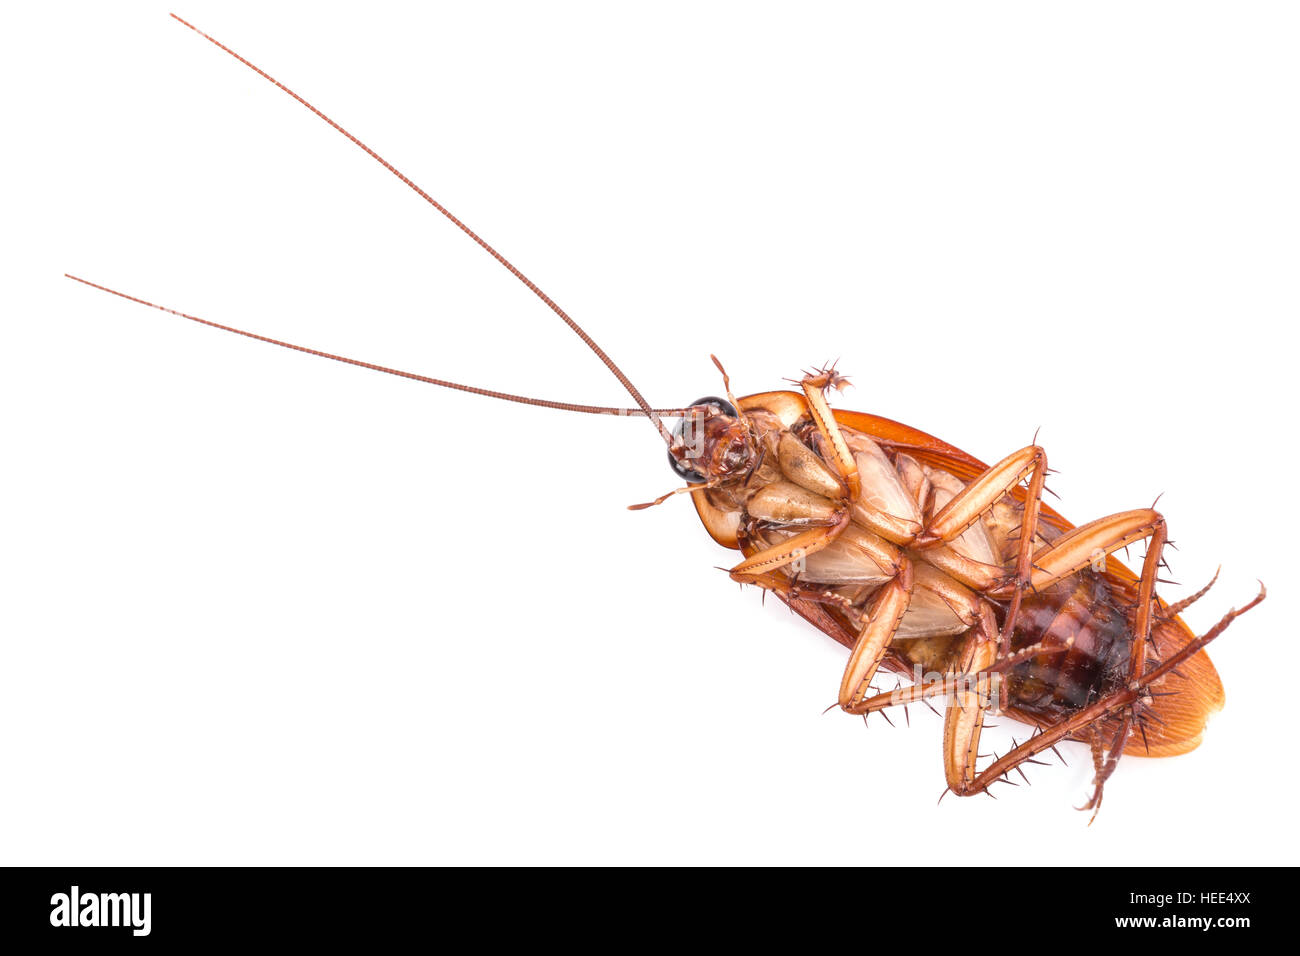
[690,390,1224,756]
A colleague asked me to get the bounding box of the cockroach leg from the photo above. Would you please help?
[949,508,1170,801]
[1011,508,1169,682]
[848,630,1073,716]
[1018,509,1172,749]
[732,570,863,620]
[987,634,1075,674]
[838,560,914,712]
[841,579,997,747]
[956,583,1264,799]
[728,512,853,581]
[798,368,860,501]
[1160,566,1221,620]
[1087,730,1106,783]
[1015,509,1165,595]
[1079,715,1132,824]
[852,675,974,712]
[940,608,1000,792]
[915,544,1004,593]
[913,445,1048,655]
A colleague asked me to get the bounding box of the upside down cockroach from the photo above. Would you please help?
[68,15,1264,819]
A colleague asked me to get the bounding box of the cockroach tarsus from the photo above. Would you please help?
[69,15,1265,820]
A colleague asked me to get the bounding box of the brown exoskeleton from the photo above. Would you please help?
[68,15,1264,818]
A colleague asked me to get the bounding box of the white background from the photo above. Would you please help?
[4,2,1296,864]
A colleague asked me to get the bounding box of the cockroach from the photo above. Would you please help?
[67,15,1264,818]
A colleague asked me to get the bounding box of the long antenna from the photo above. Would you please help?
[166,13,676,444]
[65,275,688,419]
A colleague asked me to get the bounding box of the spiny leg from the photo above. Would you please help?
[913,444,1048,655]
[853,514,1240,808]
[797,366,860,501]
[949,508,1169,803]
[730,511,918,721]
[732,568,863,621]
[1161,566,1220,620]
[850,566,1007,793]
[1041,509,1169,781]
[838,560,914,712]
[1013,508,1169,661]
[1075,515,1168,817]
[840,570,1006,796]
[840,565,989,716]
[796,366,933,545]
[1079,715,1132,823]
[940,605,1001,793]
[728,513,852,582]
[957,584,1264,802]
[847,633,1072,716]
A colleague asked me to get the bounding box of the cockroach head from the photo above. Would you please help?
[667,396,758,485]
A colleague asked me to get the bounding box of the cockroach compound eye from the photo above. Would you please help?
[668,397,740,483]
